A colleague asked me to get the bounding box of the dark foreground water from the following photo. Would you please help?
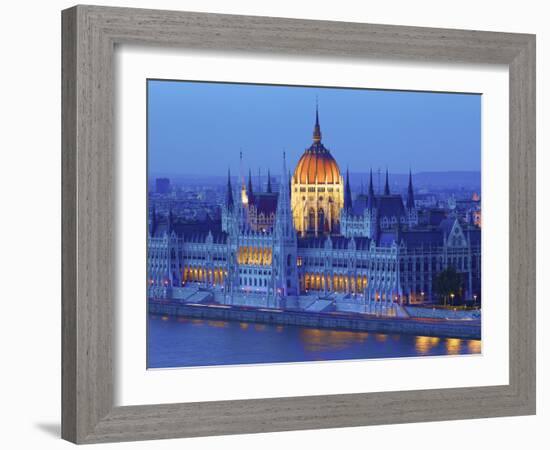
[148,313,481,368]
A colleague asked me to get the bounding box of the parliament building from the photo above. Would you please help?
[148,108,481,310]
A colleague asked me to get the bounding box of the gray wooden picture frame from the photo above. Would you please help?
[61,5,536,444]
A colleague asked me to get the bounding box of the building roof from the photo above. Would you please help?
[438,217,456,236]
[378,231,398,247]
[181,230,228,244]
[297,235,372,250]
[376,195,405,219]
[352,194,369,216]
[250,192,278,215]
[400,230,443,249]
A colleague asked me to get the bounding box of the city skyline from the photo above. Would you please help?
[147,80,481,177]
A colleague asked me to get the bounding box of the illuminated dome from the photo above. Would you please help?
[294,145,341,184]
[291,106,344,236]
[293,108,341,184]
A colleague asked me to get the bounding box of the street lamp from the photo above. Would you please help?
[450,292,455,306]
[473,294,478,308]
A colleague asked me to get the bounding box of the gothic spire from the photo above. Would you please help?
[313,101,322,143]
[406,169,415,209]
[344,167,353,211]
[367,168,375,210]
[384,168,390,195]
[275,152,294,238]
[226,168,234,210]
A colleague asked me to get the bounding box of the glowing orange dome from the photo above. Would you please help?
[291,105,344,236]
[293,107,341,184]
[294,149,341,184]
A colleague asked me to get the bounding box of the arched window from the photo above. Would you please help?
[318,208,325,232]
[308,208,316,231]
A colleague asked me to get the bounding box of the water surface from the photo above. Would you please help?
[148,313,481,368]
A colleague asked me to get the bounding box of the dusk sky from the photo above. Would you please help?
[147,79,481,177]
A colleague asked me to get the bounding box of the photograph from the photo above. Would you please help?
[146,80,482,368]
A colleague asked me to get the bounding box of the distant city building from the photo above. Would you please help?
[148,109,481,307]
[155,177,171,194]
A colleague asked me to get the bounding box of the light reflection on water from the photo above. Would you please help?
[148,314,481,368]
[299,328,370,352]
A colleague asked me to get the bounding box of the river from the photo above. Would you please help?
[148,313,481,368]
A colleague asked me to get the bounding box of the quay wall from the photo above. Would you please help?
[149,301,481,340]
[405,306,481,320]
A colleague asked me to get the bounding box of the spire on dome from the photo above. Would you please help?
[313,100,322,144]
[384,168,390,195]
[406,169,415,209]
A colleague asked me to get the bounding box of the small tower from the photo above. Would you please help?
[367,169,376,210]
[384,168,390,195]
[339,167,354,237]
[222,168,236,232]
[226,169,234,210]
[406,169,418,227]
[273,152,298,298]
[365,168,378,240]
[344,167,353,212]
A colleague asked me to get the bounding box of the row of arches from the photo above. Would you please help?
[237,246,273,266]
[301,273,368,293]
[182,266,226,285]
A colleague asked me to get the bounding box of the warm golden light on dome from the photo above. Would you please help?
[291,106,344,236]
[294,151,341,184]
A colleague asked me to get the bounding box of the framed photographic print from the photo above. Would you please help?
[62,5,536,444]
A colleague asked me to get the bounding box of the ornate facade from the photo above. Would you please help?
[148,109,481,308]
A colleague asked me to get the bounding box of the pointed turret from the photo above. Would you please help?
[273,151,298,297]
[226,168,234,210]
[313,102,322,144]
[367,169,375,210]
[275,152,294,238]
[267,169,272,193]
[344,167,353,211]
[406,169,415,209]
[384,168,390,195]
